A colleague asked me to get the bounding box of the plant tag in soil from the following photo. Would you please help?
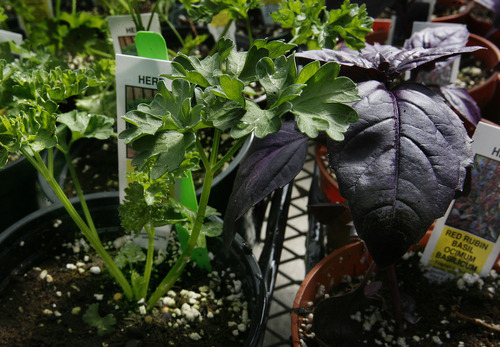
[133,226,171,251]
[107,13,161,56]
[421,121,500,281]
[115,53,173,203]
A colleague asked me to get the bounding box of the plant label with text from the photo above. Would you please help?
[421,121,500,280]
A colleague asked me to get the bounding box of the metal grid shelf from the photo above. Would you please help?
[255,145,316,346]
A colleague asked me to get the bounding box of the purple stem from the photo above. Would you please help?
[387,265,404,332]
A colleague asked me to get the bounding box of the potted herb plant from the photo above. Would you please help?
[312,25,485,209]
[0,35,362,344]
[291,26,488,346]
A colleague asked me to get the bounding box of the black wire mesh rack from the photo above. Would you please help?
[255,144,316,346]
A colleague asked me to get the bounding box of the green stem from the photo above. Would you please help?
[71,0,76,15]
[62,151,97,237]
[141,223,155,299]
[245,16,253,46]
[146,1,159,31]
[55,0,61,17]
[158,12,185,48]
[211,129,221,166]
[147,135,220,309]
[147,166,214,309]
[212,136,246,173]
[21,149,134,299]
[85,47,113,59]
[133,1,144,31]
[47,147,53,177]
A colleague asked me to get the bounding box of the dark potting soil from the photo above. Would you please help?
[456,54,493,90]
[299,249,500,346]
[0,232,253,346]
[62,137,119,197]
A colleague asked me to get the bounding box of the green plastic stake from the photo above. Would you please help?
[135,31,211,270]
[135,31,169,60]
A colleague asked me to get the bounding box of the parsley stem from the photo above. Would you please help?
[212,136,247,173]
[21,149,134,299]
[141,223,155,300]
[147,133,225,309]
[63,151,97,237]
[245,17,253,46]
[147,167,214,310]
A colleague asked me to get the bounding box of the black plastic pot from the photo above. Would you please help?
[37,139,116,206]
[0,156,40,233]
[0,187,293,346]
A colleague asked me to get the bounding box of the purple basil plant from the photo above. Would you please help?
[294,26,482,268]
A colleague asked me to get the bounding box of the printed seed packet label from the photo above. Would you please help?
[115,53,173,250]
[107,13,160,55]
[208,10,236,43]
[421,121,500,280]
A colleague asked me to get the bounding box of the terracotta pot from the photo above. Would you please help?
[291,240,372,346]
[314,143,345,204]
[366,18,391,45]
[465,33,500,111]
[291,230,500,346]
[432,3,472,25]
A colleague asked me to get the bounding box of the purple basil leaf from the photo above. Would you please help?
[327,80,473,268]
[403,26,469,50]
[435,84,482,127]
[297,44,482,82]
[404,26,469,69]
[223,121,309,245]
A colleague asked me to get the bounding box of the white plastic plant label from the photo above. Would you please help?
[0,29,23,45]
[107,13,161,55]
[115,53,172,202]
[421,121,500,280]
[115,53,174,250]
